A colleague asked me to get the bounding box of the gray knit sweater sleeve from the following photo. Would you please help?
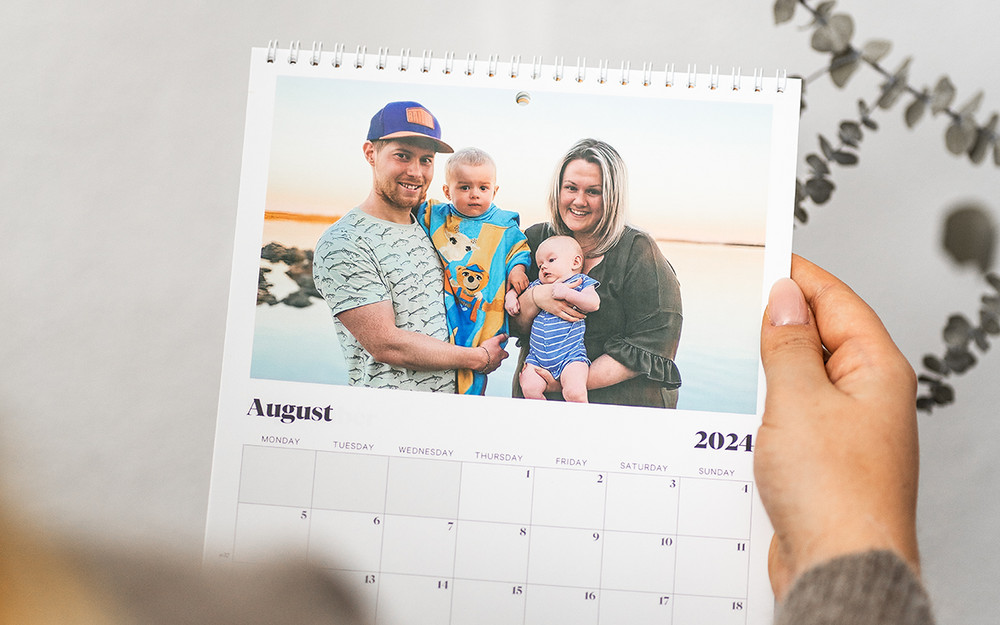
[776,550,935,625]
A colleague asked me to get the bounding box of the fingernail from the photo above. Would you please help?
[768,278,809,326]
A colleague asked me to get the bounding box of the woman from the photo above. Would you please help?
[512,138,682,408]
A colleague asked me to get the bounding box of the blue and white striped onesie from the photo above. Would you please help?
[525,273,599,379]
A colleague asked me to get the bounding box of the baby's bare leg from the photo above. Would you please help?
[560,361,589,403]
[520,364,551,400]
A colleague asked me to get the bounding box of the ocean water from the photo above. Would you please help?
[249,225,764,415]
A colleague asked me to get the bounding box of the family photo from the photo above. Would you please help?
[251,70,780,415]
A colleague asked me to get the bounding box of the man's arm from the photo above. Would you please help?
[337,301,507,374]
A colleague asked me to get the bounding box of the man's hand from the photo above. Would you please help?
[756,255,920,601]
[479,333,509,374]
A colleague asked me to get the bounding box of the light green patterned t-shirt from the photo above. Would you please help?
[313,207,456,393]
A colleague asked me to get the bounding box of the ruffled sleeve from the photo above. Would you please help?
[603,335,681,387]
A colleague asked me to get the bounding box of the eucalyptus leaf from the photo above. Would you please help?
[958,91,984,117]
[816,0,836,18]
[982,310,1000,335]
[973,328,991,352]
[969,114,998,164]
[795,178,806,201]
[811,14,854,53]
[831,150,859,165]
[931,382,955,404]
[860,39,892,63]
[839,121,863,146]
[810,28,835,53]
[829,14,854,45]
[943,314,974,347]
[944,347,976,373]
[819,134,835,159]
[943,203,995,271]
[930,76,956,114]
[995,140,1000,166]
[829,50,860,87]
[858,105,878,130]
[805,176,835,203]
[923,355,947,374]
[983,293,1000,314]
[988,273,1000,293]
[946,119,978,154]
[806,153,830,175]
[876,57,911,109]
[905,95,927,128]
[794,205,809,224]
[774,0,797,24]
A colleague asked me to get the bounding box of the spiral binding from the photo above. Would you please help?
[264,40,789,94]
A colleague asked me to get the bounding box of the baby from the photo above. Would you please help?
[520,236,601,403]
[417,147,531,395]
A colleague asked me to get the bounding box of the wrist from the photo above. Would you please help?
[777,514,920,599]
[477,346,491,373]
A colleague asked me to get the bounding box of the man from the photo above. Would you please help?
[313,101,508,392]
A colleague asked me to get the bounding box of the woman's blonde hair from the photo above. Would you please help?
[547,138,628,256]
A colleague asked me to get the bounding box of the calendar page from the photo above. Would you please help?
[205,44,800,625]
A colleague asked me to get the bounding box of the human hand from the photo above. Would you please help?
[534,281,586,322]
[550,281,574,301]
[756,255,920,601]
[504,289,521,316]
[508,265,530,294]
[478,334,510,374]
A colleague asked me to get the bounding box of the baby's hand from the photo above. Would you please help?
[504,288,521,315]
[508,265,529,294]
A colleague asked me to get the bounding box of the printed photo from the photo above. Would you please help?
[250,69,781,414]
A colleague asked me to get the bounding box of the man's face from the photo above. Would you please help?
[368,139,437,210]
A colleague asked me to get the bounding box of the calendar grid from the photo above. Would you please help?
[233,445,754,624]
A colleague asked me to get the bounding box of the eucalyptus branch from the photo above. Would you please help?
[774,0,999,413]
[775,0,998,214]
[917,272,1000,411]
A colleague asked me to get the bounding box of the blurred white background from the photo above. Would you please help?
[2,1,998,623]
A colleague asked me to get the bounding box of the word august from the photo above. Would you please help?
[247,398,334,424]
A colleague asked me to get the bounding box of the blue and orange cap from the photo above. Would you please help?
[367,101,454,153]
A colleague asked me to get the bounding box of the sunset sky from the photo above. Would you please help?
[263,69,780,245]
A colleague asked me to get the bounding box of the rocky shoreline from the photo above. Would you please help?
[257,242,321,308]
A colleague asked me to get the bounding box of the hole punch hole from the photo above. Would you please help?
[515,91,531,106]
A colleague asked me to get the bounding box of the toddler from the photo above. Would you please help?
[417,147,531,395]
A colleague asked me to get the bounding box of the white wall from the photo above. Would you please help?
[2,1,998,622]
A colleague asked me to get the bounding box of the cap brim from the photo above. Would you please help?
[376,131,454,153]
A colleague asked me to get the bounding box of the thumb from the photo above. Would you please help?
[760,278,830,403]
